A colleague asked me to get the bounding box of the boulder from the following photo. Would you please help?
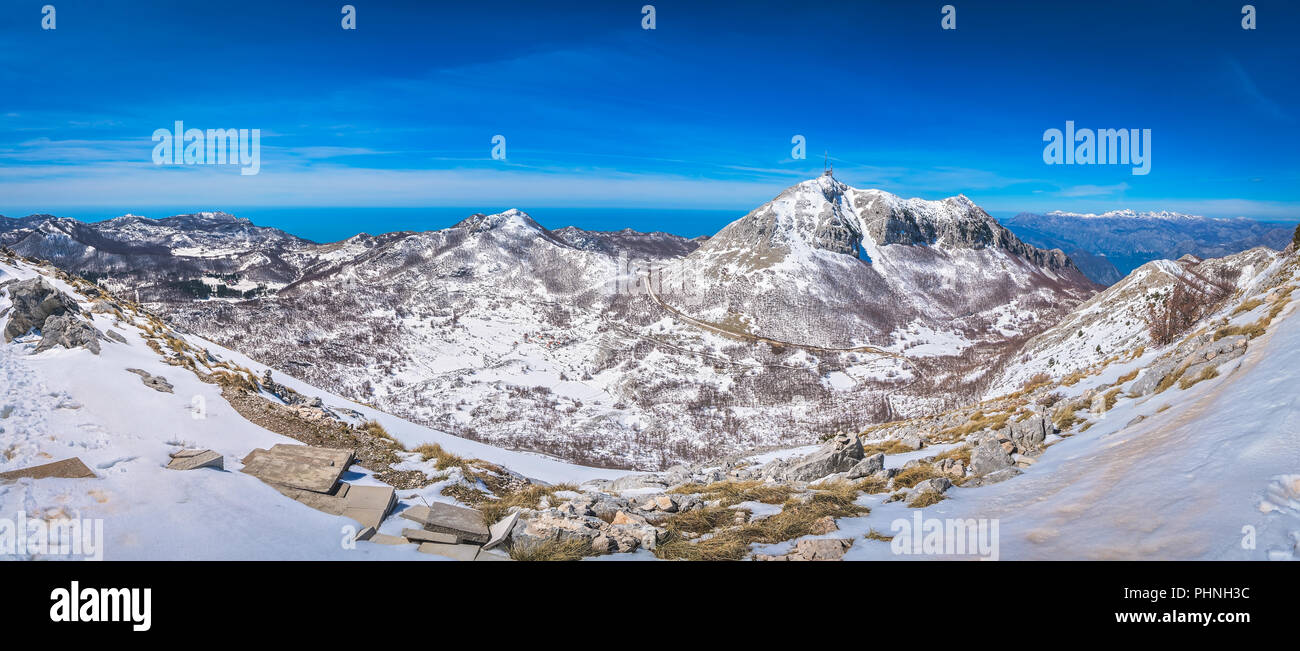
[970,439,1014,476]
[3,277,80,342]
[935,458,965,478]
[808,515,839,535]
[912,477,952,494]
[1007,415,1049,452]
[898,433,924,451]
[34,314,101,354]
[846,453,885,479]
[768,433,864,482]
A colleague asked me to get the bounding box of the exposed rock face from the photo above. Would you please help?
[1006,415,1050,453]
[34,313,101,354]
[762,433,865,482]
[1,278,102,354]
[847,452,886,479]
[970,439,1014,475]
[1129,334,1248,396]
[3,277,81,341]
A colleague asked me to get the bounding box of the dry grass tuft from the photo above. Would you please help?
[864,529,894,542]
[507,538,594,561]
[1178,366,1220,390]
[891,464,943,490]
[906,491,948,508]
[668,480,795,506]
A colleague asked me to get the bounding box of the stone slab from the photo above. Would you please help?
[482,511,519,551]
[340,485,396,529]
[402,528,459,544]
[417,542,482,561]
[0,457,96,481]
[400,503,490,544]
[240,444,353,493]
[166,449,224,471]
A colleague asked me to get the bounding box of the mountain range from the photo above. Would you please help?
[2,178,1098,469]
[1003,209,1296,285]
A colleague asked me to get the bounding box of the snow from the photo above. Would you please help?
[835,279,1300,560]
[0,258,622,560]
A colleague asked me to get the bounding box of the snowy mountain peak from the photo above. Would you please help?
[453,208,547,235]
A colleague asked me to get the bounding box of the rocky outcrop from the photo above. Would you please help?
[34,313,101,354]
[3,277,102,354]
[1006,414,1050,453]
[761,433,865,482]
[970,439,1014,476]
[1129,334,1248,396]
[3,277,80,341]
[755,538,854,561]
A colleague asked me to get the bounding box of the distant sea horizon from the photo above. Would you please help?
[1,206,758,244]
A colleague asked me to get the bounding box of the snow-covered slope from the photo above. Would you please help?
[989,247,1278,397]
[0,255,619,560]
[842,253,1300,560]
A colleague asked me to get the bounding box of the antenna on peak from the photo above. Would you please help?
[823,150,832,177]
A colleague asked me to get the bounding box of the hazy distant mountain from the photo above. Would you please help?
[1004,209,1296,285]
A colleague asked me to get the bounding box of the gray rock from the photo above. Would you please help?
[756,538,854,561]
[104,329,129,345]
[766,433,864,482]
[1130,335,1248,397]
[34,314,101,355]
[1007,415,1049,452]
[1129,360,1176,396]
[972,465,1029,485]
[970,439,1014,476]
[847,453,886,479]
[607,474,668,492]
[3,277,80,342]
[126,368,174,393]
[912,477,952,494]
[899,433,924,451]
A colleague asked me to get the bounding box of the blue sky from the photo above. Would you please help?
[1,0,1298,238]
